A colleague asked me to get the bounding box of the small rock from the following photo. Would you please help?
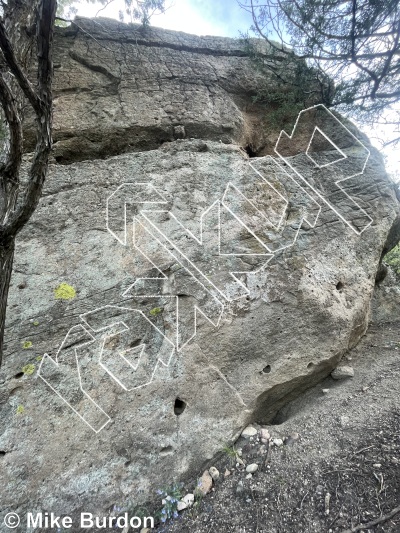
[373,463,382,468]
[140,529,151,533]
[224,469,231,477]
[183,493,194,505]
[340,415,350,427]
[259,428,270,443]
[284,432,299,446]
[173,125,186,139]
[177,500,188,511]
[209,466,220,480]
[322,388,330,394]
[195,470,213,496]
[245,473,253,479]
[362,386,369,392]
[241,425,258,438]
[246,463,258,473]
[273,438,284,447]
[331,366,354,380]
[236,481,244,493]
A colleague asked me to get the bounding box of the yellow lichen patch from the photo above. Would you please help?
[54,283,76,300]
[36,355,43,362]
[22,340,32,349]
[22,364,35,375]
[149,307,163,316]
[16,405,24,415]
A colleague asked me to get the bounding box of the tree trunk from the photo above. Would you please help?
[0,237,15,367]
[0,0,56,367]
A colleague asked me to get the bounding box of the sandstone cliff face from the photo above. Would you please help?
[28,18,298,162]
[0,18,399,523]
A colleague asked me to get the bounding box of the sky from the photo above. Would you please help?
[69,0,399,181]
[74,0,254,38]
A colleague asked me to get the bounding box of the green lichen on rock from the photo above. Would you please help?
[16,405,25,415]
[385,244,400,277]
[149,307,163,316]
[54,282,76,300]
[22,340,32,349]
[33,320,39,326]
[22,364,35,376]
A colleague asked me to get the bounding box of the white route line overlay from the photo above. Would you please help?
[39,104,373,433]
[275,104,373,235]
[38,306,175,433]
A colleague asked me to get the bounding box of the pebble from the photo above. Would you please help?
[140,529,151,533]
[177,493,194,511]
[209,466,220,480]
[224,469,231,477]
[245,473,253,479]
[259,428,270,443]
[322,388,330,394]
[246,463,259,473]
[284,432,299,446]
[177,501,187,511]
[331,365,354,380]
[273,438,284,447]
[241,425,258,438]
[373,463,382,468]
[195,470,213,496]
[236,481,244,493]
[340,415,350,427]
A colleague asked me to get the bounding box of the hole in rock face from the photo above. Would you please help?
[13,372,24,379]
[129,339,142,348]
[336,281,344,291]
[0,451,6,456]
[270,410,288,425]
[307,362,315,370]
[244,144,258,157]
[174,398,186,416]
[160,446,173,456]
[262,365,271,374]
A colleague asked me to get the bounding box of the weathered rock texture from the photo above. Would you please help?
[25,17,306,162]
[1,18,399,526]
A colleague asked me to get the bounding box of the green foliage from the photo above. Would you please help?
[16,405,25,415]
[121,0,166,26]
[221,443,238,464]
[385,244,400,277]
[242,36,332,129]
[57,0,166,27]
[242,0,400,146]
[156,483,183,523]
[22,340,33,349]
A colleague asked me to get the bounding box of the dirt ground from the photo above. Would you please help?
[154,317,400,533]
